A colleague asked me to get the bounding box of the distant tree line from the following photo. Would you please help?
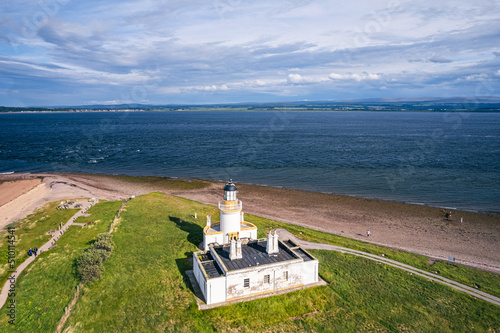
[0,106,72,112]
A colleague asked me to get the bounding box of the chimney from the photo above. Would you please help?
[240,211,244,222]
[206,215,211,227]
[266,230,279,255]
[230,238,242,260]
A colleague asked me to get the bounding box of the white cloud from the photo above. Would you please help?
[288,73,303,83]
[287,73,330,84]
[328,72,381,81]
[1,0,500,105]
[464,73,488,81]
[199,84,230,91]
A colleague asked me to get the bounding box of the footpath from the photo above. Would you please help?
[0,199,95,309]
[276,229,500,307]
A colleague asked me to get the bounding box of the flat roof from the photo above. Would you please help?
[198,252,224,278]
[212,239,299,271]
[205,221,256,234]
[293,247,315,262]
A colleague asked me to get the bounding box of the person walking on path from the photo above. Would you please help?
[34,248,38,257]
[28,248,32,256]
[367,230,370,237]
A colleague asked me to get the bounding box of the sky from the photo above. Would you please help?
[0,0,499,107]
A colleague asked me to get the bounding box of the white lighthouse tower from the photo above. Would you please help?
[202,180,257,250]
[219,180,242,243]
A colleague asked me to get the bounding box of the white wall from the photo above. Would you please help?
[220,210,241,243]
[204,233,223,251]
[301,260,319,284]
[225,260,304,300]
[192,253,208,301]
[207,277,226,304]
[239,229,257,240]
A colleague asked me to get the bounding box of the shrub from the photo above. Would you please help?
[94,233,114,253]
[77,233,115,284]
[77,249,105,283]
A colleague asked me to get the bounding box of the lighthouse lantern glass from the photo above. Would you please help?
[225,190,237,201]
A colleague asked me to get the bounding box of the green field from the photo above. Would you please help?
[0,200,123,332]
[0,202,79,288]
[1,193,499,332]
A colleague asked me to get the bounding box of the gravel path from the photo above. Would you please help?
[276,229,500,307]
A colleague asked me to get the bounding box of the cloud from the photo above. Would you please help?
[197,84,229,91]
[464,73,488,80]
[288,73,303,83]
[409,56,452,63]
[429,56,452,63]
[328,72,380,82]
[1,0,499,106]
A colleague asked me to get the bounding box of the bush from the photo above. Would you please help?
[77,233,114,284]
[94,233,114,253]
[77,249,105,283]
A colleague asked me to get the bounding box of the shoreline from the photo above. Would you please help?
[237,181,498,215]
[1,172,499,274]
[3,172,498,215]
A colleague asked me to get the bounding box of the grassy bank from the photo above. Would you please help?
[0,202,78,287]
[0,200,123,332]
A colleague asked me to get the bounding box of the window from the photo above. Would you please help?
[283,271,288,281]
[244,278,250,288]
[264,274,270,284]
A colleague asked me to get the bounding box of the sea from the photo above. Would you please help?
[0,111,499,213]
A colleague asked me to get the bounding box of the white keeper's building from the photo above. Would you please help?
[192,180,320,306]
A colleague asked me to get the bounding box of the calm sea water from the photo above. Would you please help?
[0,111,499,212]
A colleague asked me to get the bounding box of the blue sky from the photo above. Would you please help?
[1,0,499,106]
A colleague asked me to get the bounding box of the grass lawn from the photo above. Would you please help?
[246,214,500,299]
[0,200,123,332]
[62,193,500,332]
[0,202,79,288]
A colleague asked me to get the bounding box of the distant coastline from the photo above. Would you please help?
[2,96,500,113]
[3,108,500,113]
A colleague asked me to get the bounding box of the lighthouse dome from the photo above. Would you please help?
[223,180,238,201]
[224,180,237,192]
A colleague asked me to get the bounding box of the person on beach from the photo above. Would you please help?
[367,230,370,237]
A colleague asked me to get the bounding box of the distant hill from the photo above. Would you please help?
[2,96,500,112]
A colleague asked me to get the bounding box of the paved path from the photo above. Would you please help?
[0,200,95,309]
[276,229,500,307]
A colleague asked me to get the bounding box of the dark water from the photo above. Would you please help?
[0,111,499,212]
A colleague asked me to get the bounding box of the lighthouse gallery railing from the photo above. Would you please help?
[218,200,242,211]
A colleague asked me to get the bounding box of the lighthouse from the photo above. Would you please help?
[193,179,322,307]
[219,180,243,243]
[202,180,257,250]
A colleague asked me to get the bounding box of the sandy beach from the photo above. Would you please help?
[1,173,499,274]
